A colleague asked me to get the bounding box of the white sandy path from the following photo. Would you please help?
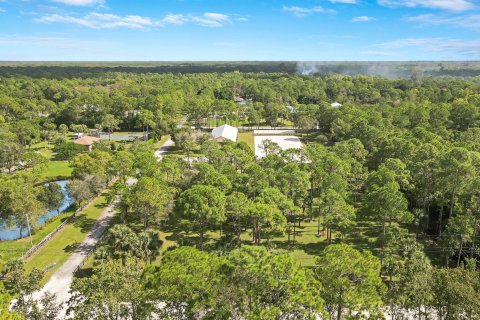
[30,199,117,316]
[154,117,187,161]
[154,137,175,160]
[254,135,303,158]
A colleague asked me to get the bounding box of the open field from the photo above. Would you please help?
[237,132,254,151]
[40,161,72,181]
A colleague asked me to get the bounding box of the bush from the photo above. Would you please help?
[53,142,84,160]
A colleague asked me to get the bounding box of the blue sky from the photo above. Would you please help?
[0,0,479,60]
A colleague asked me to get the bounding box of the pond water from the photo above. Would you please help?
[0,180,74,241]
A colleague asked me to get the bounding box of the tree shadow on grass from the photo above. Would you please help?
[73,215,97,233]
[64,242,80,253]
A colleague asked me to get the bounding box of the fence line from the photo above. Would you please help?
[22,194,101,260]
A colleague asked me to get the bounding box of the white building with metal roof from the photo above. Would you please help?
[211,124,238,142]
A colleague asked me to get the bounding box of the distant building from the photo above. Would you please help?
[234,97,244,103]
[72,132,84,140]
[211,124,238,142]
[331,102,343,108]
[73,135,101,152]
[286,105,295,112]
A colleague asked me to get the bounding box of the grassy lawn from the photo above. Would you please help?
[157,213,385,267]
[0,208,75,261]
[30,142,54,158]
[237,132,254,151]
[25,194,108,284]
[40,161,72,181]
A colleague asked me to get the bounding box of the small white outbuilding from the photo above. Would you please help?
[211,124,238,142]
[331,102,343,108]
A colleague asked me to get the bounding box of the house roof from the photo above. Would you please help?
[73,135,101,146]
[331,102,343,107]
[211,124,238,142]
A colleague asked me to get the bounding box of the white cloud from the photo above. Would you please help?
[379,38,480,56]
[203,12,229,22]
[161,14,188,25]
[352,16,375,22]
[51,0,104,6]
[35,12,231,29]
[0,8,5,13]
[36,13,158,29]
[329,0,358,3]
[378,0,475,11]
[192,12,231,27]
[406,13,480,30]
[282,5,335,17]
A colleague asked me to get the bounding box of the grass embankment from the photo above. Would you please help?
[237,132,254,151]
[0,209,75,261]
[25,194,108,284]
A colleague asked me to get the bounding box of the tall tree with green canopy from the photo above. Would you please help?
[69,259,151,320]
[108,150,134,184]
[191,162,232,191]
[431,261,480,320]
[320,189,356,243]
[437,147,475,222]
[228,245,324,319]
[315,244,385,320]
[392,251,433,320]
[177,185,226,249]
[365,166,412,265]
[226,191,251,243]
[246,201,286,245]
[131,176,170,230]
[276,162,310,207]
[101,114,121,141]
[4,258,45,317]
[38,182,63,215]
[98,224,140,265]
[137,109,155,141]
[0,175,44,241]
[145,246,224,319]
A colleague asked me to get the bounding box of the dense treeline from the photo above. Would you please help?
[1,71,480,319]
[2,61,480,79]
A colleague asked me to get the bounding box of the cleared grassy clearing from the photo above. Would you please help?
[40,161,72,181]
[237,132,254,151]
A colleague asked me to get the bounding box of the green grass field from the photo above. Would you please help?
[237,132,254,151]
[40,161,72,181]
[25,195,108,284]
